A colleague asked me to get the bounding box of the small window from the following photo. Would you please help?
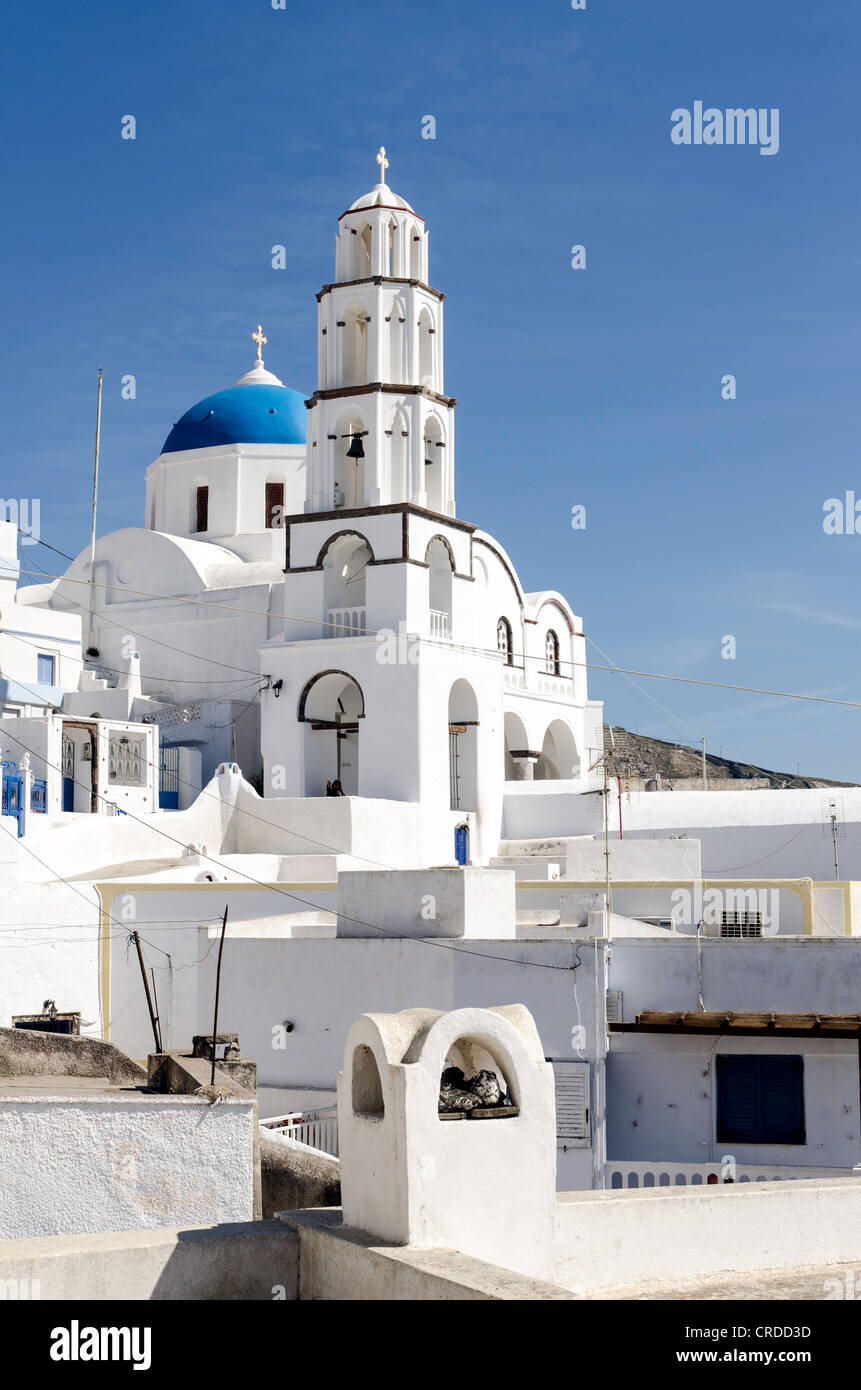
[37,654,55,685]
[497,618,513,666]
[265,481,285,529]
[721,911,762,939]
[195,485,209,533]
[716,1055,805,1145]
[545,629,560,676]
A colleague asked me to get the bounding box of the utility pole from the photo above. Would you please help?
[701,736,708,791]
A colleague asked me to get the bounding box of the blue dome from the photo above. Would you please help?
[162,383,307,454]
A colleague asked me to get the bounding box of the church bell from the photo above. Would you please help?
[346,433,365,459]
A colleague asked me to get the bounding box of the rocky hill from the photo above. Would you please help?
[602,726,854,790]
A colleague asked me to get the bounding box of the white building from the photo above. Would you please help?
[16,153,603,865]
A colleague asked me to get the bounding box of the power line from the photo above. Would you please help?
[16,560,861,711]
[0,723,574,972]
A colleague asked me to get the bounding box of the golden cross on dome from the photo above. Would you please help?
[252,325,267,362]
[376,146,389,183]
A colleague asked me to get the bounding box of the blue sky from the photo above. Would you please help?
[2,0,860,779]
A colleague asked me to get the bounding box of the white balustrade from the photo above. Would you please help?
[603,1159,858,1189]
[325,606,366,638]
[260,1108,339,1158]
[429,609,450,639]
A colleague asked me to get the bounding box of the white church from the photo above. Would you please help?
[18,150,603,866]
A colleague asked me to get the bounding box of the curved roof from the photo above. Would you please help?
[347,181,416,214]
[162,383,307,455]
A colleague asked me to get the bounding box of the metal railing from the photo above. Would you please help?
[260,1107,339,1158]
[30,780,47,813]
[325,606,366,638]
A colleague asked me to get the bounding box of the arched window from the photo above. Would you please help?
[545,629,560,676]
[497,618,513,666]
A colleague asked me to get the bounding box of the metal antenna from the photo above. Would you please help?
[210,906,229,1087]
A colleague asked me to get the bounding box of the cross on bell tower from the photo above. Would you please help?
[252,324,267,363]
[376,146,389,184]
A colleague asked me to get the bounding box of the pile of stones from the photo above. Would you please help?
[438,1065,516,1116]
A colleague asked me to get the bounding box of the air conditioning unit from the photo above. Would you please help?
[606,990,623,1023]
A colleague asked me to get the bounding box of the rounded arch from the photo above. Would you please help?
[423,414,446,514]
[298,669,366,723]
[334,407,370,509]
[299,669,365,796]
[418,305,435,387]
[544,628,561,676]
[448,679,478,811]
[504,709,530,781]
[316,529,376,569]
[497,616,513,665]
[387,405,409,502]
[427,536,453,634]
[342,299,370,387]
[387,296,406,383]
[424,533,455,569]
[352,1043,385,1118]
[321,532,373,622]
[535,719,580,781]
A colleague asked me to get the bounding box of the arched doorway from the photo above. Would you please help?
[448,679,478,811]
[535,720,580,781]
[503,710,530,781]
[299,671,365,795]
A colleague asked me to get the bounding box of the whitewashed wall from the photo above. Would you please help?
[0,1093,255,1239]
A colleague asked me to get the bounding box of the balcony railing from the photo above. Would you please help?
[429,609,450,640]
[604,1160,861,1189]
[260,1108,339,1158]
[325,606,366,638]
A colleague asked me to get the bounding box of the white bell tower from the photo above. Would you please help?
[305,148,456,516]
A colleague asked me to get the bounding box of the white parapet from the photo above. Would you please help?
[336,867,516,939]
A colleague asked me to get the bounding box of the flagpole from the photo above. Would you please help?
[88,367,103,652]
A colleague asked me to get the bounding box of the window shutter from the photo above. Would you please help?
[606,990,623,1023]
[553,1060,590,1145]
[717,1055,805,1144]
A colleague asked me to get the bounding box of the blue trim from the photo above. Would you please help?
[162,383,308,454]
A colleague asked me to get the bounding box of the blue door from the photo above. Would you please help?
[159,745,180,810]
[62,734,74,811]
[454,824,469,866]
[2,760,23,836]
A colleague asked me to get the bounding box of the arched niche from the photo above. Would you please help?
[440,1034,517,1117]
[352,1043,385,1119]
